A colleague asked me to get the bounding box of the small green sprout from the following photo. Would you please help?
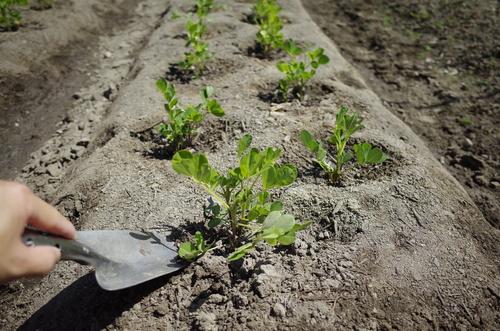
[253,0,284,54]
[353,143,388,165]
[0,0,27,31]
[178,231,209,261]
[156,78,224,152]
[170,10,181,20]
[179,18,211,76]
[277,40,330,101]
[457,117,473,126]
[300,106,388,183]
[172,134,310,261]
[195,0,215,18]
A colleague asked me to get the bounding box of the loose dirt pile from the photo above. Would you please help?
[1,0,499,330]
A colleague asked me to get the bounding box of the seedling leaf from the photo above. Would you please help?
[172,150,220,189]
[262,164,297,189]
[354,143,388,165]
[278,45,330,101]
[179,231,207,261]
[228,243,254,261]
[174,134,307,262]
[156,80,224,151]
[300,106,387,183]
[205,99,225,117]
[237,134,252,156]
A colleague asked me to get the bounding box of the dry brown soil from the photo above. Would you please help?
[0,0,156,180]
[303,0,500,228]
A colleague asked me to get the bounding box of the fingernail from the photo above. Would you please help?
[60,220,76,239]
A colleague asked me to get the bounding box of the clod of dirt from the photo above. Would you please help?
[458,154,485,171]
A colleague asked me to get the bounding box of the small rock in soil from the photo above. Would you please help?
[46,163,62,177]
[71,145,85,156]
[294,239,308,256]
[253,264,282,298]
[232,294,249,308]
[59,148,73,162]
[76,138,90,147]
[318,231,330,240]
[490,181,499,190]
[194,312,217,331]
[272,302,286,318]
[257,264,281,279]
[153,303,168,317]
[462,138,473,150]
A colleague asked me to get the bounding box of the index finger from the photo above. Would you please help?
[27,195,76,239]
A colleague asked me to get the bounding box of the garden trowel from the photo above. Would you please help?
[22,228,185,291]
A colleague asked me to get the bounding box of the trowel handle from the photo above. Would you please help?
[22,228,97,265]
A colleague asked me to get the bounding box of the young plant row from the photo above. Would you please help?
[173,0,329,102]
[155,79,387,261]
[0,0,53,31]
[154,1,387,262]
[174,0,217,77]
[252,0,330,101]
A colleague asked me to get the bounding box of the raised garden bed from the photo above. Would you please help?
[0,0,498,330]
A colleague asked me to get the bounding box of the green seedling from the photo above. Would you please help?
[300,106,387,183]
[0,0,27,31]
[170,10,181,20]
[277,40,330,100]
[195,0,215,18]
[179,18,211,76]
[457,116,473,126]
[254,0,284,54]
[156,78,224,152]
[179,231,209,261]
[354,143,388,165]
[173,134,310,261]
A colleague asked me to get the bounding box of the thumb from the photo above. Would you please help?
[20,246,61,277]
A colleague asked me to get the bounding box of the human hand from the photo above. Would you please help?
[0,181,76,283]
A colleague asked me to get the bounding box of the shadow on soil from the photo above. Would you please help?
[18,271,180,330]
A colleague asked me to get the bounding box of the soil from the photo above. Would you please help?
[302,0,500,228]
[0,0,499,330]
[0,0,156,180]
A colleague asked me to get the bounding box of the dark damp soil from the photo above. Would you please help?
[303,0,500,228]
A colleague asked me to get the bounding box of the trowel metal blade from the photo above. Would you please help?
[76,230,184,291]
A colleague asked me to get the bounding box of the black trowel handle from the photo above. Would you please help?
[22,228,99,265]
